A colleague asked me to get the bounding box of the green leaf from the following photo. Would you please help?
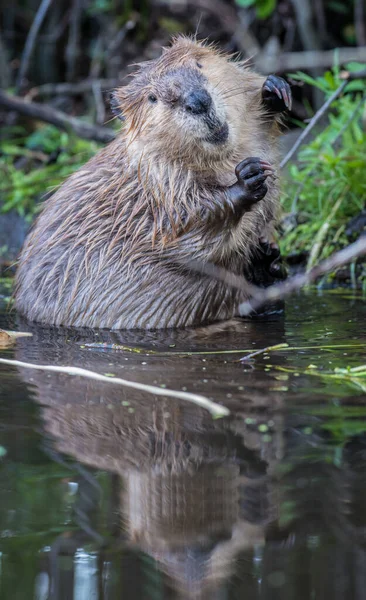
[289,71,328,92]
[345,81,366,92]
[345,62,366,72]
[256,0,276,18]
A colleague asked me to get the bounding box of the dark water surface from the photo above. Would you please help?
[1,285,366,600]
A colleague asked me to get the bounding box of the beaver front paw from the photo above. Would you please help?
[235,157,275,208]
[245,237,287,287]
[262,75,292,113]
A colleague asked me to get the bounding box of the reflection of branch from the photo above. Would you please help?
[0,89,116,143]
[0,358,229,417]
[16,0,54,91]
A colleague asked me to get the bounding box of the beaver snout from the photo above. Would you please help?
[183,86,229,145]
[184,89,212,115]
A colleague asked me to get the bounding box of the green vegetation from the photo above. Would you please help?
[280,63,366,273]
[0,125,100,219]
[235,0,276,20]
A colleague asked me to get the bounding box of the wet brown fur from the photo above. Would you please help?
[15,37,281,329]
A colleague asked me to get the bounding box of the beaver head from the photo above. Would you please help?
[111,37,261,163]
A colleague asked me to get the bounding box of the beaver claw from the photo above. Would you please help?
[234,157,275,208]
[262,75,292,112]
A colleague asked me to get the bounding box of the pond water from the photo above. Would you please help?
[0,284,366,600]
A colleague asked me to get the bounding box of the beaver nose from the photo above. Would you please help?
[184,90,212,115]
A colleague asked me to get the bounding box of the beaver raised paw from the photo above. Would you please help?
[228,157,275,213]
[262,75,292,113]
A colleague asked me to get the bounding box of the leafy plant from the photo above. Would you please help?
[280,64,366,274]
[0,126,100,219]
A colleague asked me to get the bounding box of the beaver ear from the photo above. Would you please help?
[110,91,125,121]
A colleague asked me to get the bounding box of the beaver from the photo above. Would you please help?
[15,36,292,329]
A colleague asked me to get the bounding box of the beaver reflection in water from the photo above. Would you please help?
[15,37,291,329]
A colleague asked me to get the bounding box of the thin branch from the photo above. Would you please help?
[65,0,83,82]
[0,358,229,418]
[0,29,11,88]
[0,89,116,143]
[92,80,106,126]
[106,19,136,59]
[314,0,327,44]
[181,259,258,298]
[38,9,71,43]
[280,79,348,168]
[355,0,366,46]
[290,0,320,52]
[16,0,54,91]
[235,9,261,58]
[239,236,366,315]
[255,47,366,74]
[26,79,119,100]
[183,236,366,316]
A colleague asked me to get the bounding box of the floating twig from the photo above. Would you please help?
[0,357,229,418]
[239,343,289,362]
[84,343,365,357]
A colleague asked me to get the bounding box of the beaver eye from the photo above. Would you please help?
[148,94,157,103]
[196,62,203,69]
